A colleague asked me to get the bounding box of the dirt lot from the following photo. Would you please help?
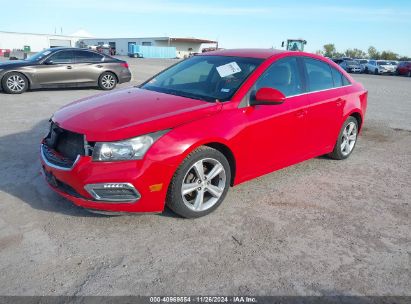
[0,57,410,296]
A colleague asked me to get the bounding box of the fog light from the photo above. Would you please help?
[84,183,140,203]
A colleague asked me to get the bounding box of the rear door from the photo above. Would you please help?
[34,50,76,86]
[301,57,346,156]
[73,50,106,84]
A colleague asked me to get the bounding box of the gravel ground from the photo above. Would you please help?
[0,57,410,296]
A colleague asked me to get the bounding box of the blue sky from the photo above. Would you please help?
[1,0,411,56]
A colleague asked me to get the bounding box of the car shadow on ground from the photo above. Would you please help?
[0,120,180,218]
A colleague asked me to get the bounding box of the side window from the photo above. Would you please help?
[330,67,343,87]
[253,57,303,97]
[75,51,104,63]
[49,51,74,64]
[342,75,351,86]
[304,58,334,92]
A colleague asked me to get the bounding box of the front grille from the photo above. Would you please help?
[41,144,76,169]
[44,123,85,164]
[42,166,84,198]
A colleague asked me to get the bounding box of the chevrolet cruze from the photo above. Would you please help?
[40,49,367,218]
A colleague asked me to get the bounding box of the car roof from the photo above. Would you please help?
[46,47,99,53]
[199,48,290,59]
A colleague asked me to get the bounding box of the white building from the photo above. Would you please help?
[79,37,217,58]
[0,30,93,52]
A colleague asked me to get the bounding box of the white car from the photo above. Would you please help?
[366,60,396,75]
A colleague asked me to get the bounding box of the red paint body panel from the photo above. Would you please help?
[41,50,367,213]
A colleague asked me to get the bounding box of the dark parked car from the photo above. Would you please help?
[0,47,131,94]
[396,61,411,77]
[340,60,362,73]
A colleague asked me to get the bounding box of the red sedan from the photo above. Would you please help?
[40,49,367,218]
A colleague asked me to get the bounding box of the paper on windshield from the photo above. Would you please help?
[216,62,242,78]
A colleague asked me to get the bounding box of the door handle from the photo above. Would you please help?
[66,66,72,69]
[296,109,307,118]
[336,98,344,107]
[96,65,103,68]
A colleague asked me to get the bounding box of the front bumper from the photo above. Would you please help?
[348,67,362,73]
[40,145,176,213]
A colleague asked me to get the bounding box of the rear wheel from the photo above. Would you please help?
[329,116,359,160]
[1,72,28,94]
[98,72,117,90]
[166,146,231,218]
[408,71,411,77]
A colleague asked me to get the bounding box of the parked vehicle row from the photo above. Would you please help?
[0,47,132,94]
[332,57,411,76]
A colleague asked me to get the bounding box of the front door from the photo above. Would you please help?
[34,50,77,86]
[237,56,310,179]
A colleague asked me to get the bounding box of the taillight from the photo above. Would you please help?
[120,62,129,69]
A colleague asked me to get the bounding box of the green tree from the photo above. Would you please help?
[368,46,380,59]
[345,48,367,59]
[380,51,399,60]
[323,44,336,58]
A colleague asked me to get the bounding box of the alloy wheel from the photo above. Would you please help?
[101,74,116,89]
[6,75,25,93]
[181,158,226,212]
[340,122,357,156]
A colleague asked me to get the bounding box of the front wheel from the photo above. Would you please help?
[98,72,117,90]
[166,146,231,218]
[328,116,359,160]
[1,72,28,94]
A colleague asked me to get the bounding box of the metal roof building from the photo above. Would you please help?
[0,30,91,52]
[79,37,217,58]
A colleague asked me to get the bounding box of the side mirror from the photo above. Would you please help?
[44,60,54,65]
[250,87,286,106]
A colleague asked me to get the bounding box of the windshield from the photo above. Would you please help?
[346,60,359,65]
[141,55,263,102]
[25,49,53,62]
[377,61,388,65]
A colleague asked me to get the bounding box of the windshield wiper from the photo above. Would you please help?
[144,86,216,103]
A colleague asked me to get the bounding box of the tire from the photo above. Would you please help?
[98,72,117,90]
[328,116,359,160]
[364,67,369,74]
[166,146,231,218]
[408,71,411,77]
[1,72,28,94]
[374,69,379,75]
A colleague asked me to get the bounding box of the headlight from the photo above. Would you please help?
[92,130,169,161]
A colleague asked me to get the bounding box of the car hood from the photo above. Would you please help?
[0,60,32,69]
[380,65,395,69]
[53,88,222,142]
